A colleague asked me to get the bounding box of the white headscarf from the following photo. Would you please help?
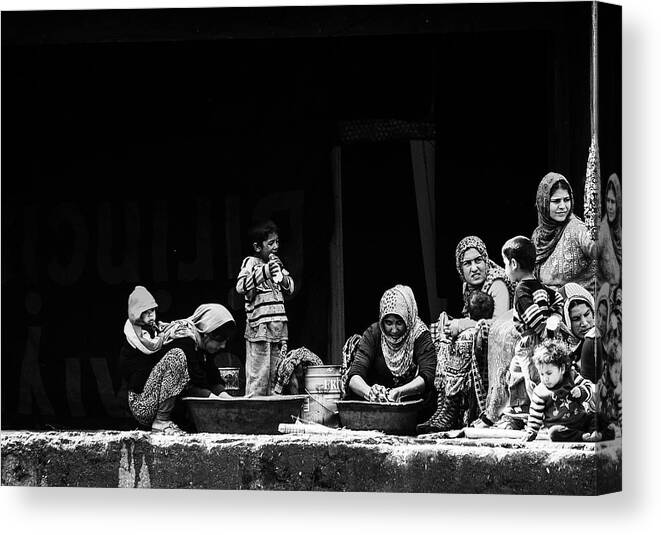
[188,303,235,334]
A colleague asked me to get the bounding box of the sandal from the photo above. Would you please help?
[151,420,185,435]
[493,416,525,431]
[469,414,494,429]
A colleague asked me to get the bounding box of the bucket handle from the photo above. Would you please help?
[304,388,339,415]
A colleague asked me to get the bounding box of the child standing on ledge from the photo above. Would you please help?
[236,220,295,396]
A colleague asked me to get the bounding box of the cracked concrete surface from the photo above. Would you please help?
[1,430,621,494]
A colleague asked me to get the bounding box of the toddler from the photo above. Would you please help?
[467,290,495,321]
[524,339,599,442]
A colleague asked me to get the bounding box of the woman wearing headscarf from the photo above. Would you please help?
[595,282,611,339]
[120,297,236,434]
[597,173,622,286]
[345,285,437,422]
[533,172,597,292]
[560,282,604,382]
[419,236,515,432]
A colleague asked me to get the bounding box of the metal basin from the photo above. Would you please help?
[183,395,307,434]
[336,399,423,435]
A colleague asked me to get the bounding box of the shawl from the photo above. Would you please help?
[561,282,595,329]
[378,285,429,378]
[455,235,515,315]
[532,172,579,270]
[606,173,622,265]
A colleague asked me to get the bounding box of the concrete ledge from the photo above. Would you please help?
[1,431,621,495]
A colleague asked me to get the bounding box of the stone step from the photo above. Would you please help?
[1,430,621,494]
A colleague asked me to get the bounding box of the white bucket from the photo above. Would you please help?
[302,365,342,428]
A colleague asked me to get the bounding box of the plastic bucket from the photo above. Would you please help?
[302,365,342,427]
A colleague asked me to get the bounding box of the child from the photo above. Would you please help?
[467,290,495,322]
[500,236,565,427]
[236,220,295,396]
[466,289,494,356]
[523,339,599,442]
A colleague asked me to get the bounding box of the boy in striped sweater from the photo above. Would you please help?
[236,220,295,396]
[500,236,565,426]
[523,339,600,442]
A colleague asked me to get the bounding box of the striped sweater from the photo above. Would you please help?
[525,370,594,437]
[235,255,294,329]
[513,278,564,336]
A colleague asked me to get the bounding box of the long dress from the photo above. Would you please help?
[537,217,597,292]
[597,217,621,286]
[430,272,513,427]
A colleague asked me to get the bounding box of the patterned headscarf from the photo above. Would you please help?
[455,236,515,315]
[606,173,622,265]
[561,282,595,330]
[378,285,429,378]
[532,172,576,269]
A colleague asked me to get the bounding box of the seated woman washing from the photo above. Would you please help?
[180,303,239,399]
[345,285,437,422]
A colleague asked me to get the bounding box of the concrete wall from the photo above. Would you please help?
[1,431,621,495]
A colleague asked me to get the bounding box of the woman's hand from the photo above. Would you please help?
[367,384,390,403]
[387,387,403,402]
[476,319,490,339]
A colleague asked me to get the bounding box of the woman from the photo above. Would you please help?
[596,282,611,339]
[597,173,622,287]
[533,172,597,292]
[121,302,236,434]
[345,285,437,422]
[561,282,603,382]
[420,236,514,432]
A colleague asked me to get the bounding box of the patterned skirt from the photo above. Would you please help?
[127,347,190,426]
[435,326,487,421]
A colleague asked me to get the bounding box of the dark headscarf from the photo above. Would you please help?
[532,172,576,269]
[606,173,622,265]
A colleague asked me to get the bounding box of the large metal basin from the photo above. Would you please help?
[183,395,307,434]
[336,399,423,435]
